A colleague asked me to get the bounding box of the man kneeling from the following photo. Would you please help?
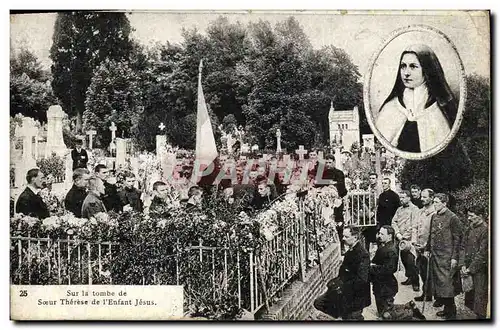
[370,225,399,318]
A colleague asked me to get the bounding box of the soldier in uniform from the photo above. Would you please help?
[459,206,489,319]
[425,193,462,319]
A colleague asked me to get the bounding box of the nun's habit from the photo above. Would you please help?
[376,44,458,153]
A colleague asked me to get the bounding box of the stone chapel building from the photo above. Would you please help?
[328,102,360,150]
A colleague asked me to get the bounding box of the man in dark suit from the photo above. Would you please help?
[118,171,143,212]
[410,184,423,209]
[64,168,90,218]
[376,177,400,228]
[15,168,50,219]
[339,226,371,320]
[250,178,275,211]
[370,225,399,318]
[314,154,348,251]
[149,181,168,214]
[71,139,89,171]
[94,164,121,212]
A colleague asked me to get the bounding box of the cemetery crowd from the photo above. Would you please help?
[13,142,488,321]
[315,180,489,320]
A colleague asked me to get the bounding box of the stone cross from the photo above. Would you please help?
[276,128,282,153]
[159,122,166,131]
[86,130,96,149]
[109,122,117,141]
[354,176,363,190]
[295,145,308,161]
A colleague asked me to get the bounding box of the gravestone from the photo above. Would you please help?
[86,130,96,149]
[156,135,167,156]
[334,147,342,170]
[115,138,127,168]
[15,117,38,187]
[362,134,375,151]
[45,105,67,158]
[33,134,42,160]
[276,129,282,153]
[108,122,117,155]
[295,145,308,161]
[64,152,73,189]
[241,143,250,154]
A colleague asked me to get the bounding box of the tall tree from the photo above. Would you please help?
[83,59,143,148]
[10,48,55,122]
[50,12,133,132]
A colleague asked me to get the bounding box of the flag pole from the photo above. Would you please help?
[198,59,203,84]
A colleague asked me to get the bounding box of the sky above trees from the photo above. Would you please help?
[10,11,490,78]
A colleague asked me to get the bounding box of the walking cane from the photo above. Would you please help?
[422,253,431,314]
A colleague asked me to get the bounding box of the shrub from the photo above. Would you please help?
[452,180,490,218]
[36,152,65,182]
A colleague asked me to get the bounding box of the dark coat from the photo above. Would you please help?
[250,194,272,211]
[102,181,121,213]
[460,220,489,317]
[15,187,49,219]
[313,164,348,197]
[411,197,423,209]
[118,187,143,212]
[339,241,371,313]
[427,208,462,298]
[370,241,399,299]
[313,277,344,318]
[149,196,167,213]
[71,148,88,170]
[81,192,107,219]
[64,185,87,218]
[377,189,400,227]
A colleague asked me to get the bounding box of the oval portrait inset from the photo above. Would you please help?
[364,25,466,160]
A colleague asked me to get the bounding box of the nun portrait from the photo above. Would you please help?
[375,44,458,153]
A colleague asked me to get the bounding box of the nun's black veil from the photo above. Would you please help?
[379,44,458,127]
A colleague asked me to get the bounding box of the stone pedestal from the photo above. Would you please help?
[115,138,127,169]
[156,135,167,156]
[15,117,38,187]
[45,105,67,158]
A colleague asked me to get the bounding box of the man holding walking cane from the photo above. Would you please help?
[414,188,435,302]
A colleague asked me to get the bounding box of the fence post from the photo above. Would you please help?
[249,250,255,312]
[17,239,22,284]
[87,243,92,285]
[67,235,71,285]
[237,250,241,309]
[298,199,306,282]
[176,239,180,285]
[57,239,61,284]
